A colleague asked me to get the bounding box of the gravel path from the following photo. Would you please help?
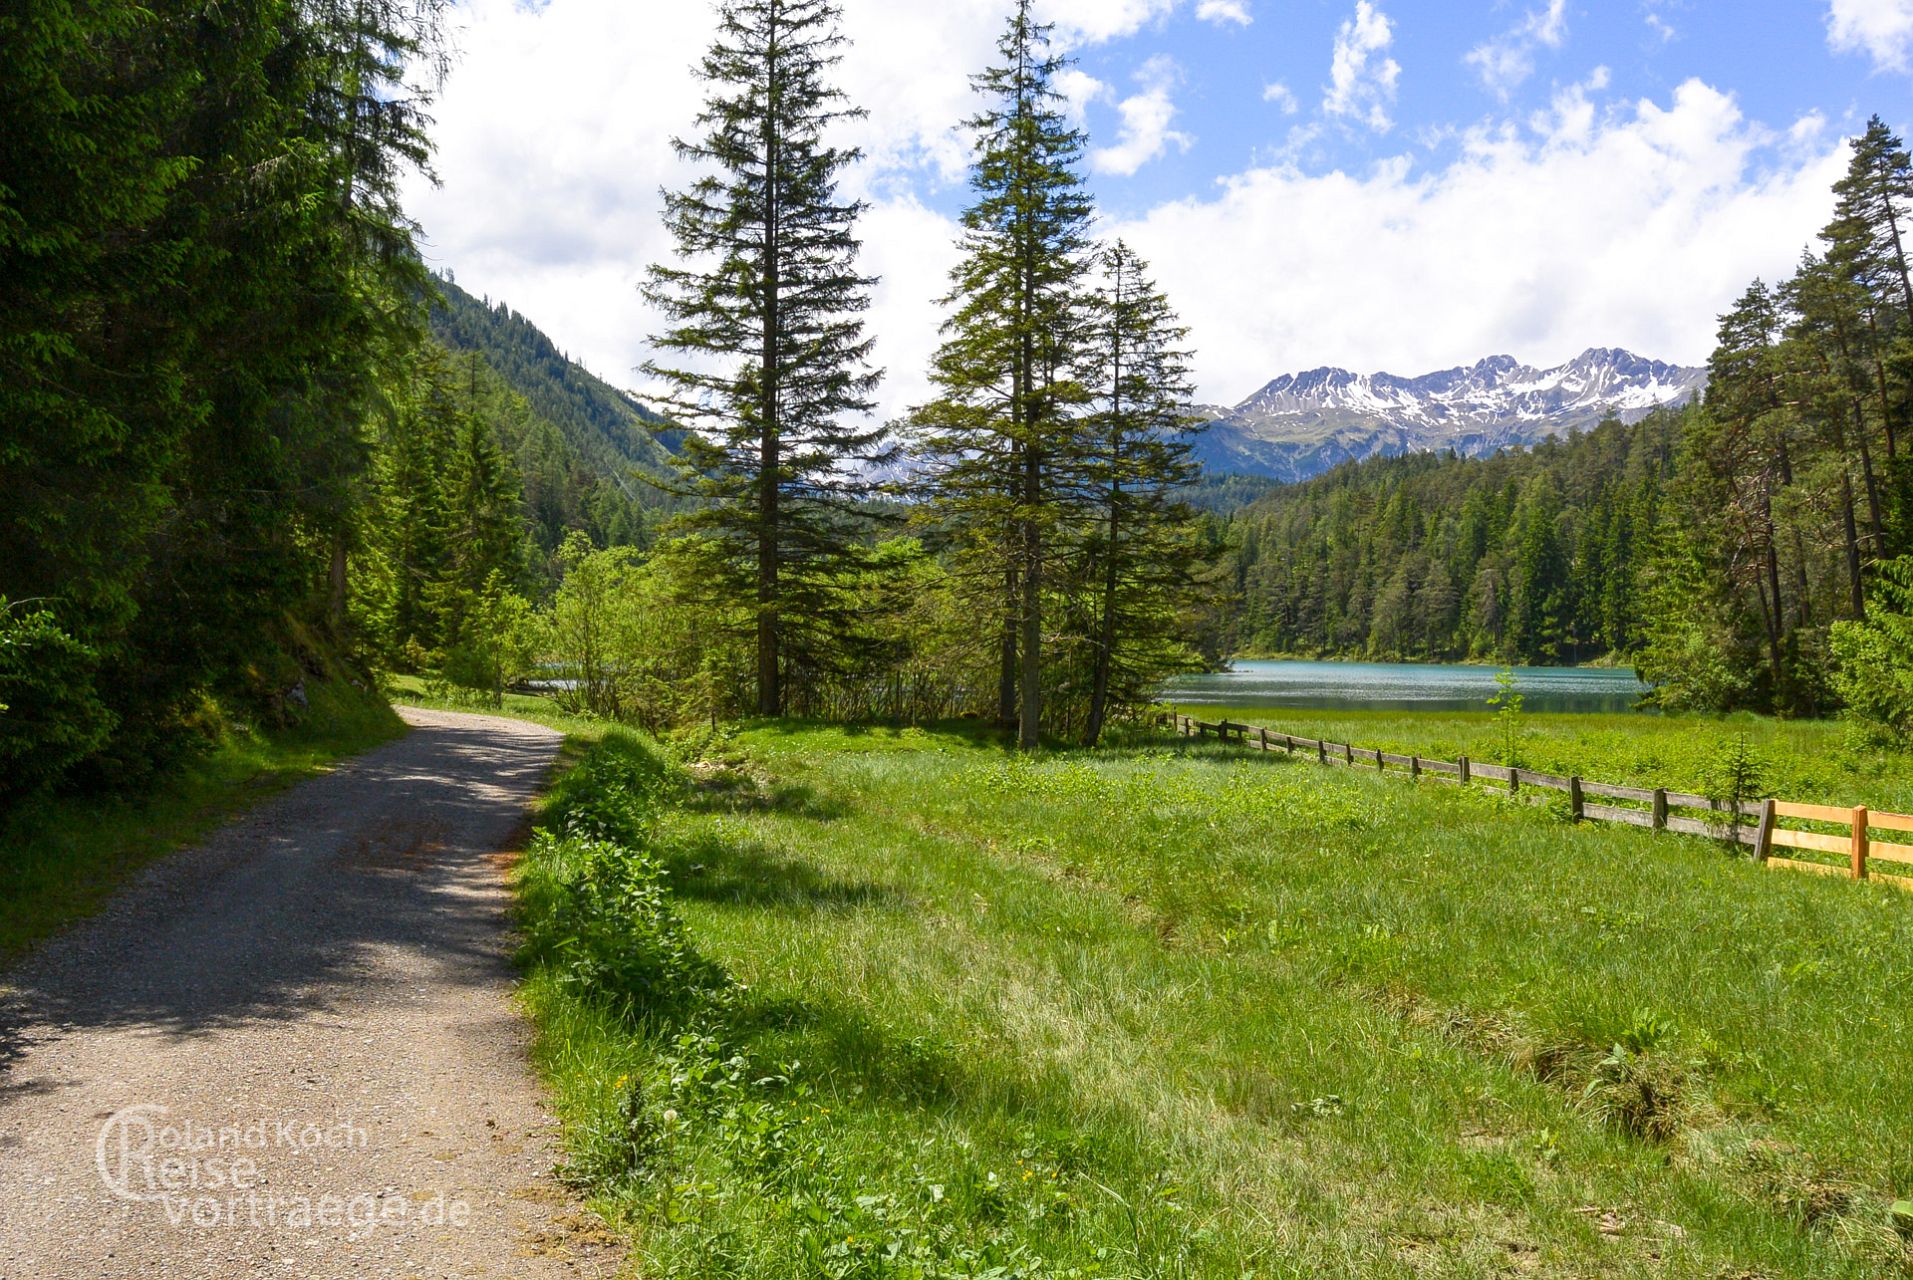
[0,708,618,1279]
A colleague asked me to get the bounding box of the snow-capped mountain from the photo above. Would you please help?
[1194,348,1707,482]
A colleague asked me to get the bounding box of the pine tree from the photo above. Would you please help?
[1077,242,1206,746]
[643,0,887,717]
[1831,116,1913,328]
[916,0,1095,750]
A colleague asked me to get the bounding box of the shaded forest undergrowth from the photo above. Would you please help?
[515,722,1913,1279]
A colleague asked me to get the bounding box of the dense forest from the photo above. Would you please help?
[1,0,454,798]
[1223,412,1679,666]
[1223,114,1913,734]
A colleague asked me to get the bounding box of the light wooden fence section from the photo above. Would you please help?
[1169,713,1913,892]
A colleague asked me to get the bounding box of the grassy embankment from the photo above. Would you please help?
[517,716,1913,1279]
[1165,705,1913,815]
[0,678,403,962]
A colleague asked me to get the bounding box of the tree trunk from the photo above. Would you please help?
[756,6,783,718]
[1018,446,1042,751]
[998,565,1019,727]
[328,537,348,637]
[1085,504,1119,747]
[1841,467,1866,619]
[1856,408,1886,558]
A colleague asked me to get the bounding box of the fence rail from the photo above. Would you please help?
[1168,713,1912,892]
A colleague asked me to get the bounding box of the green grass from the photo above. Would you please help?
[0,678,405,963]
[517,719,1913,1278]
[1167,705,1913,815]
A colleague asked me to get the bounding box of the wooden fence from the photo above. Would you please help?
[1168,713,1913,891]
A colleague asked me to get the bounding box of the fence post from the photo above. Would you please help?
[1344,743,1354,766]
[1284,734,1295,754]
[1458,754,1470,786]
[1852,806,1870,880]
[1754,799,1775,863]
[1410,755,1421,781]
[1651,789,1668,832]
[1569,776,1584,822]
[1316,740,1327,766]
[1376,749,1386,772]
[1509,767,1520,795]
[1258,727,1269,752]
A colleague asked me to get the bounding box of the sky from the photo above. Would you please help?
[401,0,1913,416]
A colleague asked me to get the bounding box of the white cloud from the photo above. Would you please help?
[402,0,1189,418]
[1092,57,1194,176]
[1325,2,1402,133]
[1262,81,1299,115]
[1466,0,1569,99]
[405,0,1852,427]
[1195,0,1252,25]
[1826,0,1913,71]
[1055,68,1113,126]
[1113,81,1847,403]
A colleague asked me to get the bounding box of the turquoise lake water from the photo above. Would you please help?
[1163,660,1651,714]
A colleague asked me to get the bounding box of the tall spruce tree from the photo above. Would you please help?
[643,0,887,717]
[916,0,1095,750]
[1077,241,1205,746]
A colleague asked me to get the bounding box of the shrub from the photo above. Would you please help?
[539,832,728,1021]
[1830,556,1913,746]
[0,600,115,801]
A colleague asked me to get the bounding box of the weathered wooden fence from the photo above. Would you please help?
[1168,713,1913,891]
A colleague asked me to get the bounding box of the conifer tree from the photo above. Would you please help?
[1077,242,1205,746]
[916,0,1095,749]
[643,0,887,717]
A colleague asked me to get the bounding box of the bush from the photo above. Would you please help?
[538,832,728,1019]
[1830,557,1913,746]
[0,600,115,802]
[528,731,724,1020]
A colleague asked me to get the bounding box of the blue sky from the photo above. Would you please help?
[1060,1,1900,219]
[405,0,1912,415]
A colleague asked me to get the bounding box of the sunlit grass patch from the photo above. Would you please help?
[518,720,1913,1278]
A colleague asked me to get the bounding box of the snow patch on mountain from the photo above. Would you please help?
[1196,348,1706,482]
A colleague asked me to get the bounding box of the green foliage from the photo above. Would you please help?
[1634,515,1761,711]
[0,0,445,798]
[642,0,889,717]
[429,274,679,560]
[534,832,728,1021]
[1488,666,1524,767]
[1223,415,1672,665]
[434,577,544,708]
[1830,556,1913,745]
[915,1,1097,750]
[546,534,752,731]
[1703,734,1769,841]
[0,600,113,801]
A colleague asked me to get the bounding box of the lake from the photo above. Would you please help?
[1162,659,1651,714]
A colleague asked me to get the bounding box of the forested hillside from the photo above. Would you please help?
[1223,114,1913,730]
[424,275,684,559]
[1222,412,1679,666]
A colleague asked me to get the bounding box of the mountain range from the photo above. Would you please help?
[425,275,1708,506]
[1191,348,1707,482]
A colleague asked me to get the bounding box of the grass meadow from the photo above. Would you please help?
[515,716,1913,1279]
[1165,705,1913,816]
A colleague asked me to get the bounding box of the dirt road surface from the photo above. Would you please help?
[0,708,618,1278]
